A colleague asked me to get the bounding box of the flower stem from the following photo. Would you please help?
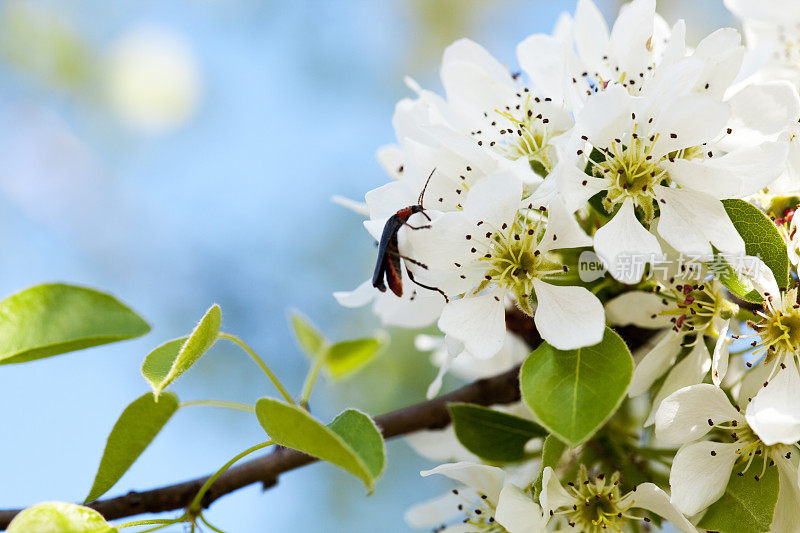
[218,332,295,404]
[180,400,255,413]
[199,513,228,533]
[188,441,274,514]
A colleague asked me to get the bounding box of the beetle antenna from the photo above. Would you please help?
[418,168,436,207]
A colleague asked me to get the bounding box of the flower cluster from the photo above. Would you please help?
[336,0,800,531]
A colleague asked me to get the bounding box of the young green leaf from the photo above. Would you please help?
[8,502,118,533]
[722,199,790,289]
[141,304,221,396]
[255,398,385,491]
[519,327,633,447]
[0,283,150,365]
[532,435,567,500]
[697,464,779,533]
[85,392,179,503]
[325,336,386,380]
[448,403,546,462]
[707,251,765,303]
[289,311,328,358]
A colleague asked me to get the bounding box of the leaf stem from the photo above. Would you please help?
[180,400,255,413]
[199,513,228,533]
[300,357,324,405]
[188,440,275,514]
[118,516,186,529]
[218,333,295,404]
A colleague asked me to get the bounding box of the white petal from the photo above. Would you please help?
[650,94,730,160]
[594,198,662,283]
[665,142,788,199]
[333,279,377,308]
[405,491,465,528]
[620,483,697,533]
[441,39,513,93]
[711,320,731,386]
[572,0,609,74]
[426,350,454,400]
[365,181,417,219]
[405,426,477,463]
[540,467,575,517]
[538,198,593,253]
[552,159,608,212]
[691,28,743,99]
[438,290,506,359]
[727,81,800,141]
[462,170,522,229]
[746,357,800,446]
[655,186,744,257]
[655,383,743,444]
[608,0,656,77]
[605,291,673,329]
[517,34,567,103]
[331,195,370,216]
[645,341,713,427]
[406,212,475,270]
[376,144,404,180]
[575,84,635,150]
[531,279,605,350]
[495,484,548,533]
[628,330,684,397]
[772,458,800,533]
[421,462,505,502]
[736,360,775,406]
[669,441,738,516]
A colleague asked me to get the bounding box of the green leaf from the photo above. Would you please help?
[722,199,790,289]
[85,392,179,503]
[532,435,568,500]
[289,311,328,358]
[698,464,779,533]
[707,252,764,303]
[325,336,386,380]
[255,398,385,490]
[8,502,117,533]
[448,403,546,462]
[519,327,633,447]
[0,283,150,365]
[141,304,220,396]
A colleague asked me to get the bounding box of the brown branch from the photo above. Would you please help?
[0,313,652,529]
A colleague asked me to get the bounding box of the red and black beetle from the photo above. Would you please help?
[371,169,448,302]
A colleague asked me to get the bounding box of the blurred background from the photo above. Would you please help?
[0,1,734,531]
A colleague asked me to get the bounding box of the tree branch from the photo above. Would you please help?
[0,313,653,529]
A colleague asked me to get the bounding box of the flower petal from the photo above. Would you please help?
[746,357,800,446]
[438,289,506,359]
[538,197,593,253]
[540,467,575,517]
[594,198,662,283]
[463,170,522,229]
[605,291,673,329]
[650,94,730,160]
[620,483,696,533]
[532,279,605,350]
[333,279,377,308]
[664,142,788,199]
[654,185,744,257]
[628,330,684,396]
[645,340,713,426]
[711,320,731,386]
[495,484,548,533]
[421,462,505,502]
[669,441,739,516]
[655,383,743,444]
[405,491,466,528]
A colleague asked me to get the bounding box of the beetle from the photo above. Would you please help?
[371,169,448,302]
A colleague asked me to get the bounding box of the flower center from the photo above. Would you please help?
[460,209,566,315]
[584,125,704,222]
[750,288,800,363]
[661,282,736,333]
[557,469,646,533]
[472,90,566,176]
